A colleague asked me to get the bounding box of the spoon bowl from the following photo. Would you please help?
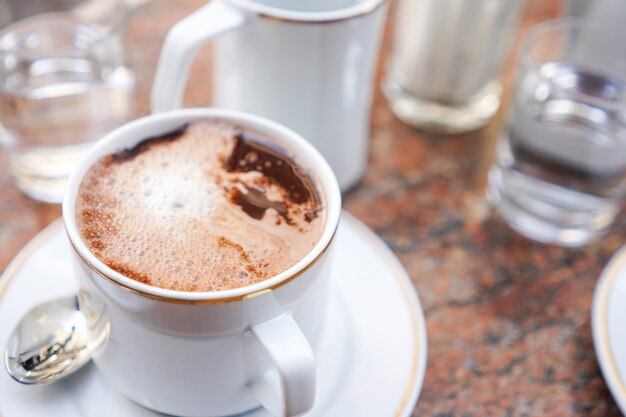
[4,296,94,385]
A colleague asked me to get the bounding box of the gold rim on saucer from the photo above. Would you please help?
[593,247,626,411]
[0,214,426,416]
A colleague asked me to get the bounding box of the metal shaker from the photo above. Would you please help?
[384,0,527,133]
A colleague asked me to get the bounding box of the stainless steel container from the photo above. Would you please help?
[384,0,527,133]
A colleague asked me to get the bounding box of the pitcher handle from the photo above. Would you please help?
[150,0,245,113]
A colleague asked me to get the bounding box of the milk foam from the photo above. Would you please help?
[76,121,324,291]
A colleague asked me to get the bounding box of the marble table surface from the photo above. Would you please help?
[0,0,622,415]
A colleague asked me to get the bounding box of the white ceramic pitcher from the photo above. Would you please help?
[151,0,388,191]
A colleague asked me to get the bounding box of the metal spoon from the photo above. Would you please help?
[4,296,94,385]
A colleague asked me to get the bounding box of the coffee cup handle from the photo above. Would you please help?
[247,313,316,417]
[150,0,245,113]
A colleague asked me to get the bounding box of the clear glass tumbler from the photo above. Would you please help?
[487,18,626,246]
[0,0,134,203]
[383,0,527,134]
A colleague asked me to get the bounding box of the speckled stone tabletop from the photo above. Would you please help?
[0,0,623,416]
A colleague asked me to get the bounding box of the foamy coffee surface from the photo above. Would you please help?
[76,121,324,292]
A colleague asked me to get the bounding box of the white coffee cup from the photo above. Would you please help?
[150,0,388,191]
[62,108,342,417]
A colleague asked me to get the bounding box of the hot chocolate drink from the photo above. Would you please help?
[75,121,324,292]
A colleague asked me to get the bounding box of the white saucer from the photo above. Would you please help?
[592,245,626,415]
[0,212,427,417]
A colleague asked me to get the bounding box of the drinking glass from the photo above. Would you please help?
[487,18,626,246]
[0,0,134,203]
[383,0,527,134]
